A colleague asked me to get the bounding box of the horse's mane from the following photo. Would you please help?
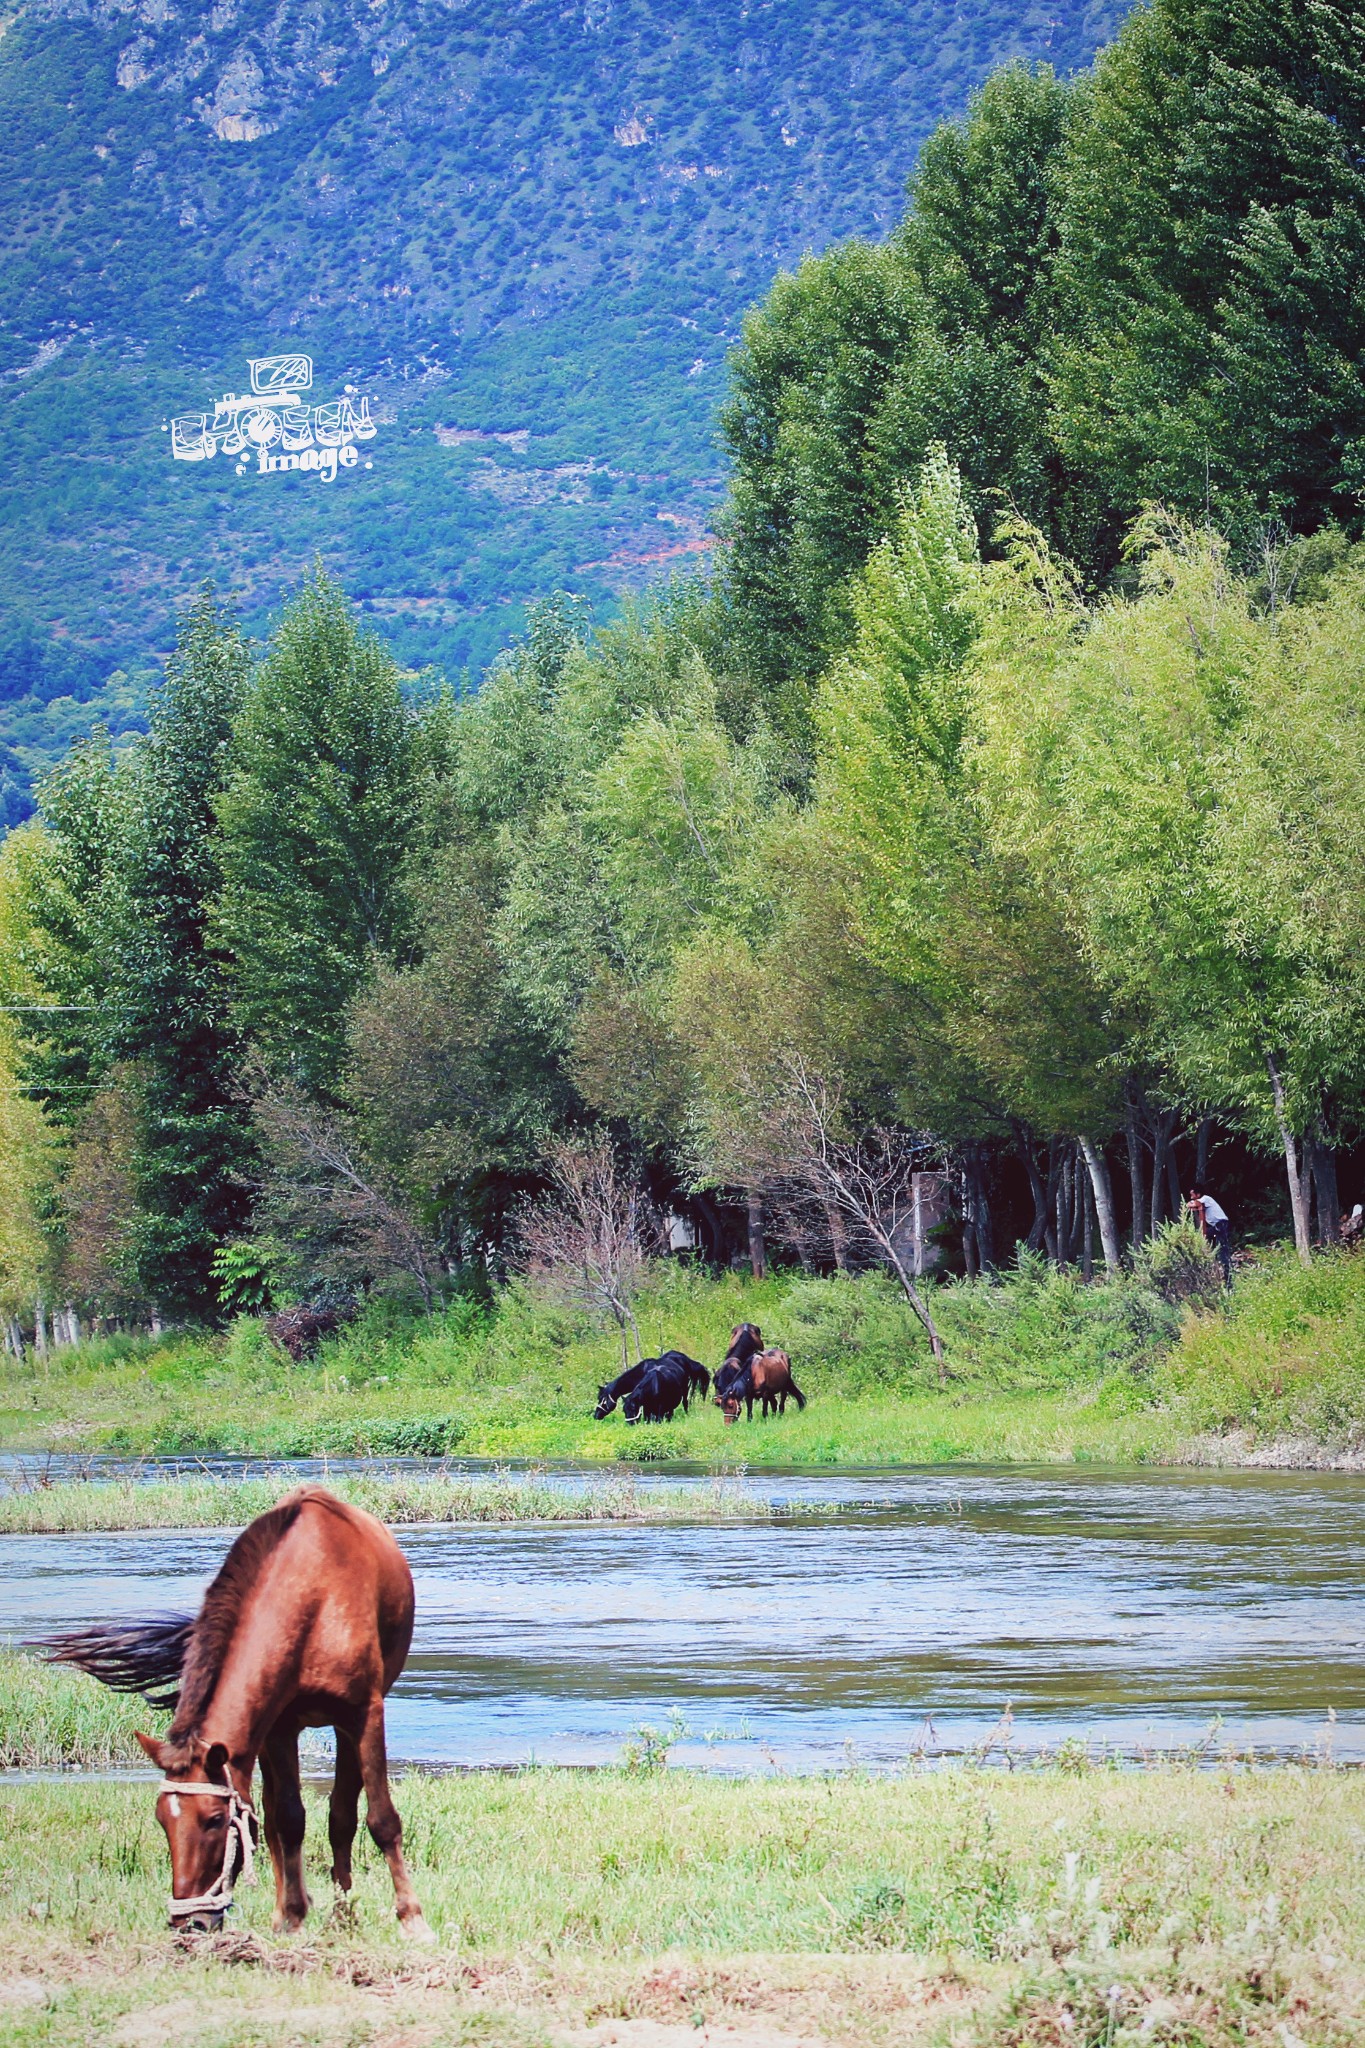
[37,1494,306,1736]
[168,1496,305,1742]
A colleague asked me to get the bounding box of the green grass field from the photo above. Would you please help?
[0,1762,1357,2046]
[5,1248,1365,1471]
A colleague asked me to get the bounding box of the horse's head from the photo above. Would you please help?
[138,1732,258,1932]
[593,1386,617,1420]
[621,1387,645,1425]
[721,1393,742,1425]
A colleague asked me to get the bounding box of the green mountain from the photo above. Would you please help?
[0,0,1124,816]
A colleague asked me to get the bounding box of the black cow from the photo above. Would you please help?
[597,1351,708,1421]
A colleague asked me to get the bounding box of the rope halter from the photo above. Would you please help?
[157,1775,258,1920]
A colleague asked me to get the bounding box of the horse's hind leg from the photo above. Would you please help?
[328,1729,363,1893]
[261,1727,310,1932]
[356,1696,433,1941]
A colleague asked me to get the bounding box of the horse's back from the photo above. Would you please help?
[256,1488,415,1698]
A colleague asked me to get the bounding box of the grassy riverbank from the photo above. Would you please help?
[0,1765,1359,2046]
[0,1469,827,1537]
[3,1248,1364,1469]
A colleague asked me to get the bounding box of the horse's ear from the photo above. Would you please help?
[204,1741,229,1781]
[135,1730,166,1765]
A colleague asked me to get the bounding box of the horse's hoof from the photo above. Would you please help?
[401,1911,437,1944]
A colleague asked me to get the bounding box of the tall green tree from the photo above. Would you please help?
[1050,0,1365,550]
[213,571,418,1095]
[718,63,1075,731]
[18,735,126,1119]
[111,590,253,1320]
[815,455,1128,1264]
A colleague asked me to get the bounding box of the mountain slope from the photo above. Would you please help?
[0,0,1125,811]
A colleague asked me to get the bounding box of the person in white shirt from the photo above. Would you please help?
[1187,1187,1232,1287]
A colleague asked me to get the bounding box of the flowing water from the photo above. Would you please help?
[2,1465,1362,1770]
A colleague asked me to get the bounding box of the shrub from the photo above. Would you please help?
[1138,1219,1222,1306]
[779,1270,938,1396]
[345,1416,467,1457]
[1157,1245,1365,1443]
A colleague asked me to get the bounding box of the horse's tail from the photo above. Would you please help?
[691,1361,711,1397]
[790,1378,807,1411]
[32,1616,193,1711]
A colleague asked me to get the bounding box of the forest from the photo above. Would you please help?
[3,0,1365,1366]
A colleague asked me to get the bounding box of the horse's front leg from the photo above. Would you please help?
[261,1727,310,1931]
[354,1696,433,1940]
[259,1747,287,1930]
[328,1729,362,1893]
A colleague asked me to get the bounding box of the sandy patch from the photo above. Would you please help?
[110,1992,382,2046]
[0,1975,49,2008]
[557,2025,828,2048]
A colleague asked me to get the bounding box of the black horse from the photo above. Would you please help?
[596,1350,708,1421]
[621,1350,709,1424]
[593,1361,648,1420]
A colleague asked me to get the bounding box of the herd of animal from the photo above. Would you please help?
[594,1321,806,1427]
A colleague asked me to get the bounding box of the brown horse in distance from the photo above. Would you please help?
[41,1486,430,1939]
[720,1347,807,1423]
[712,1322,765,1411]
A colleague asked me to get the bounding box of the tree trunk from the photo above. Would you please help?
[1012,1123,1050,1253]
[1124,1083,1145,1254]
[692,1190,724,1263]
[5,1317,23,1362]
[1044,1143,1062,1264]
[1165,1142,1182,1225]
[1195,1116,1213,1185]
[33,1300,48,1357]
[1312,1133,1341,1246]
[975,1153,996,1273]
[962,1146,995,1274]
[1056,1150,1074,1266]
[883,1244,947,1378]
[823,1199,852,1273]
[1077,1135,1123,1275]
[1150,1108,1177,1236]
[746,1188,767,1281]
[1266,1054,1312,1264]
[1082,1169,1094,1283]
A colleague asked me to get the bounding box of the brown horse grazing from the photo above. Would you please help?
[720,1347,807,1423]
[712,1322,765,1414]
[40,1486,430,1940]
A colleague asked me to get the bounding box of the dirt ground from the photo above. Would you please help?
[0,1935,986,2048]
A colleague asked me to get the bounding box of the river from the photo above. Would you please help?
[2,1464,1361,1769]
